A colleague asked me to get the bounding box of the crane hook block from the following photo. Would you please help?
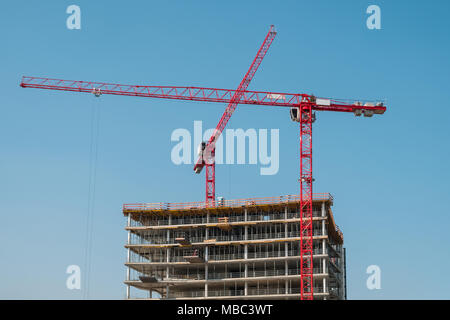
[92,88,102,97]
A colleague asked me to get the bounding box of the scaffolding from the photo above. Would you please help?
[123,194,346,300]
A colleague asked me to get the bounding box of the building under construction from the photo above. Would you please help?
[123,193,346,300]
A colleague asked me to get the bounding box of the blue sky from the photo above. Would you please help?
[1,0,449,299]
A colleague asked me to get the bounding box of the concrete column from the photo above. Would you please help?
[126,246,131,265]
[166,247,170,280]
[323,276,328,295]
[322,256,328,298]
[321,220,326,237]
[244,204,249,295]
[244,205,248,287]
[343,247,347,300]
[206,209,210,276]
[205,213,209,266]
[285,207,289,255]
[244,257,248,275]
[244,206,251,292]
[205,264,208,297]
[285,259,289,295]
[165,217,171,279]
[167,216,171,243]
[321,202,326,237]
[205,213,209,297]
[165,215,172,279]
[127,214,131,246]
[126,213,131,300]
[127,213,131,227]
[244,209,249,293]
[167,215,172,280]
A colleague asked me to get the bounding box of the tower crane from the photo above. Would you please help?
[20,25,386,300]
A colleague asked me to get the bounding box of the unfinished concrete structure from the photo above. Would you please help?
[123,193,346,300]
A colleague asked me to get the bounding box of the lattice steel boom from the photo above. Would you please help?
[196,25,277,205]
[20,76,386,114]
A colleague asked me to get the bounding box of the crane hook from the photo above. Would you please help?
[92,88,102,97]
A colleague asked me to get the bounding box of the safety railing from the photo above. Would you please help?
[208,253,245,261]
[130,267,326,282]
[130,210,325,228]
[124,193,333,212]
[207,268,324,280]
[130,227,327,245]
[127,247,326,263]
[129,229,328,245]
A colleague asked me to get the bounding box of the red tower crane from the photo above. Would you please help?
[20,26,386,300]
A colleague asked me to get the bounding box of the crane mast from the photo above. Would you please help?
[19,25,386,300]
[299,99,314,299]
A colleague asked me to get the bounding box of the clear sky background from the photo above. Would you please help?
[1,0,449,299]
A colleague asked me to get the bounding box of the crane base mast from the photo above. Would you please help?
[299,102,314,300]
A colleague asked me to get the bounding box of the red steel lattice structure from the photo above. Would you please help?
[299,96,314,299]
[195,25,276,206]
[20,25,386,300]
[20,77,384,113]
